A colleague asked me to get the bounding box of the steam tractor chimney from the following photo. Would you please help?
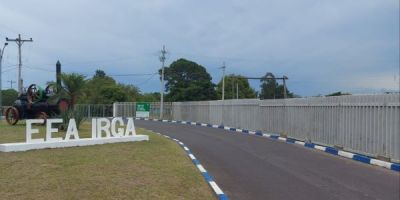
[56,60,61,87]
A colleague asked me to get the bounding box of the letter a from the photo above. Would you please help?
[65,119,80,141]
[125,118,136,136]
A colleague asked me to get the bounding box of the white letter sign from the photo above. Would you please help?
[125,118,136,136]
[65,119,80,141]
[26,119,45,143]
[46,119,63,142]
[111,117,124,137]
[97,118,111,138]
[1,117,148,152]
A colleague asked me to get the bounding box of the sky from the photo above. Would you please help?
[0,0,399,97]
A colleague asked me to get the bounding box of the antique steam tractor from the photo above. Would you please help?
[4,84,69,125]
[3,61,69,125]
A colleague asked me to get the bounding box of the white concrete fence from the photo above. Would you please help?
[115,94,400,162]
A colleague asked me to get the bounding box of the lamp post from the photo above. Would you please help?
[0,42,9,119]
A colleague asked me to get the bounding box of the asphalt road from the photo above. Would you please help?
[135,120,400,200]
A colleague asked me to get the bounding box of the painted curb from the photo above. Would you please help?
[136,117,400,173]
[145,129,229,200]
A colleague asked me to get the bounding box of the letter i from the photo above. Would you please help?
[92,118,97,138]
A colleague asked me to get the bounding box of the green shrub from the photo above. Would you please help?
[60,109,86,130]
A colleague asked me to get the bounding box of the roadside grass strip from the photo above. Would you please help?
[135,117,400,172]
[0,122,217,200]
[147,129,229,200]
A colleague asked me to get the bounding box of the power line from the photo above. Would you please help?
[7,80,16,89]
[23,65,158,77]
[3,64,18,69]
[24,65,55,72]
[1,66,18,73]
[108,73,157,77]
[135,73,158,86]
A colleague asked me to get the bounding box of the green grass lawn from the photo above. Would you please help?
[0,120,215,200]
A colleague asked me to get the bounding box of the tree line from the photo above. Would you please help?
[1,57,306,105]
[161,58,295,101]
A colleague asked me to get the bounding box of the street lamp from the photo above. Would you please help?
[0,42,9,119]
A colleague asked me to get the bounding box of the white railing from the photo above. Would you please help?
[170,94,400,162]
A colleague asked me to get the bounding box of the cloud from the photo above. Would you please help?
[0,0,398,96]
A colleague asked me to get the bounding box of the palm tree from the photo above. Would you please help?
[60,73,86,109]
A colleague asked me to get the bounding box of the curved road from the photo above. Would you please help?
[135,120,400,200]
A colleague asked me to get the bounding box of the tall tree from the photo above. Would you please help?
[60,73,86,108]
[118,84,140,102]
[326,91,351,96]
[94,69,106,78]
[259,72,294,99]
[162,58,217,101]
[0,89,18,106]
[80,70,140,104]
[80,72,115,104]
[137,92,160,102]
[216,74,256,99]
[260,72,277,99]
[99,85,128,104]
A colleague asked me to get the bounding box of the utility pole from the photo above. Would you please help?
[6,34,33,95]
[0,42,8,118]
[8,80,16,89]
[220,62,226,100]
[159,45,167,119]
[231,79,234,99]
[282,75,288,99]
[236,82,239,99]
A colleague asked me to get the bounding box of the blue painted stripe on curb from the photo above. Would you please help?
[218,125,225,129]
[270,135,279,139]
[242,129,249,133]
[196,122,201,126]
[255,132,263,136]
[353,154,371,164]
[202,172,213,182]
[218,194,229,200]
[391,163,400,172]
[153,129,229,199]
[305,143,315,148]
[229,128,236,131]
[192,159,201,165]
[207,124,212,127]
[286,138,296,143]
[325,147,339,155]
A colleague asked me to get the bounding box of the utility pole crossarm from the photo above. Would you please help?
[6,37,33,43]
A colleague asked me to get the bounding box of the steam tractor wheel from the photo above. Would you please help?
[36,112,48,125]
[5,107,20,125]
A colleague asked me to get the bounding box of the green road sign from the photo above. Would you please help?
[136,102,150,118]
